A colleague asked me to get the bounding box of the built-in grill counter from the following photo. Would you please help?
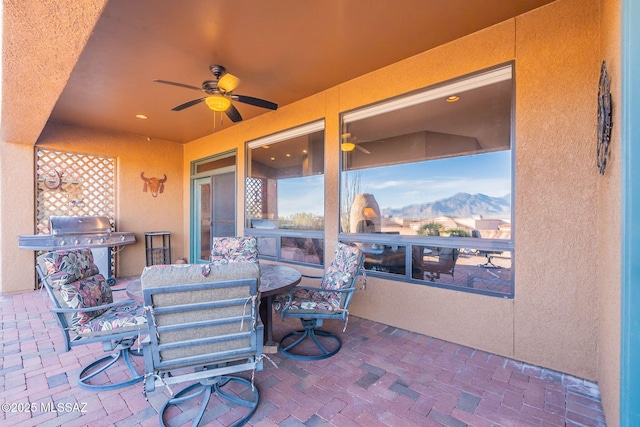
[19,216,136,285]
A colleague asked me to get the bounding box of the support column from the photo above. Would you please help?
[0,142,36,293]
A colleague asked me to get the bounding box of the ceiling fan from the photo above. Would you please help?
[341,133,372,154]
[154,65,278,123]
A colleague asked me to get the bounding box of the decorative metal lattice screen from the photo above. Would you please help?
[35,148,116,233]
[245,177,264,219]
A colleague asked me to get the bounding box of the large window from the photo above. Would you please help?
[246,121,325,265]
[340,64,514,297]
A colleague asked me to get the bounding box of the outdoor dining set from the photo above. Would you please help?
[34,236,365,426]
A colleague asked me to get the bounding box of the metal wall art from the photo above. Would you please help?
[43,169,63,190]
[597,60,612,175]
[140,172,167,197]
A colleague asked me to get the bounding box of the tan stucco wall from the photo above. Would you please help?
[1,0,107,144]
[0,143,37,293]
[32,122,185,280]
[514,0,600,379]
[182,0,604,381]
[598,0,621,425]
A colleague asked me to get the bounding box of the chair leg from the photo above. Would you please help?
[159,376,259,427]
[279,319,342,361]
[78,338,143,391]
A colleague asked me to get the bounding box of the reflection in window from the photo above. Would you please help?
[256,236,325,265]
[256,236,277,258]
[412,246,513,296]
[281,237,324,265]
[358,243,406,276]
[246,121,325,230]
[246,121,325,266]
[340,64,514,296]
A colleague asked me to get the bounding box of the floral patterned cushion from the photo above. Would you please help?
[273,288,341,314]
[37,248,113,328]
[320,243,363,291]
[210,236,259,265]
[59,274,114,328]
[38,248,100,281]
[75,301,147,337]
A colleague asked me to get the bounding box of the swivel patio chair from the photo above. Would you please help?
[141,262,264,427]
[36,248,147,391]
[412,246,460,282]
[273,242,364,360]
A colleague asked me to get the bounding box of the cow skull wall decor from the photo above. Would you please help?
[140,172,167,197]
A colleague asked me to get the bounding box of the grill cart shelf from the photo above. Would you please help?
[145,232,171,266]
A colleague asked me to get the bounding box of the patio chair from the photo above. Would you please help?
[273,242,364,360]
[36,248,147,391]
[472,230,503,268]
[412,246,459,282]
[141,262,264,427]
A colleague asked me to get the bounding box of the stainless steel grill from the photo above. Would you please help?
[19,216,136,285]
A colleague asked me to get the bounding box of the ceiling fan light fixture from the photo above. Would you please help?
[205,95,231,112]
[341,142,356,152]
[218,73,240,93]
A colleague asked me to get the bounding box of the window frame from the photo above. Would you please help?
[244,120,326,268]
[338,63,516,298]
[190,150,238,263]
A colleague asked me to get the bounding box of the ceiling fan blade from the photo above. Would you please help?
[233,94,278,110]
[153,79,202,91]
[225,104,243,122]
[356,145,371,154]
[172,97,206,111]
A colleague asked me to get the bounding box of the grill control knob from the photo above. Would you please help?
[73,239,80,245]
[87,238,93,244]
[120,235,126,241]
[59,240,66,246]
[99,237,105,244]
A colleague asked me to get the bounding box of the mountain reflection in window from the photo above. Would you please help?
[340,65,513,240]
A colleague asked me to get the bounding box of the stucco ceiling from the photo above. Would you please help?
[8,0,556,144]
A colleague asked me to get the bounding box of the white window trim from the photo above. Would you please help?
[343,65,512,123]
[247,120,325,149]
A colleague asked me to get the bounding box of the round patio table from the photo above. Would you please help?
[258,264,302,350]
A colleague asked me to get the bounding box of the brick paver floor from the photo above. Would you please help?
[1,288,606,426]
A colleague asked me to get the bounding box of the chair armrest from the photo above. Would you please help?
[294,286,355,294]
[327,287,356,294]
[301,274,323,280]
[50,298,138,314]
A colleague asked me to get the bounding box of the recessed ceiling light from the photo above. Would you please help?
[286,153,291,157]
[135,114,148,119]
[270,157,275,161]
[446,96,460,103]
[302,149,308,154]
[263,145,270,149]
